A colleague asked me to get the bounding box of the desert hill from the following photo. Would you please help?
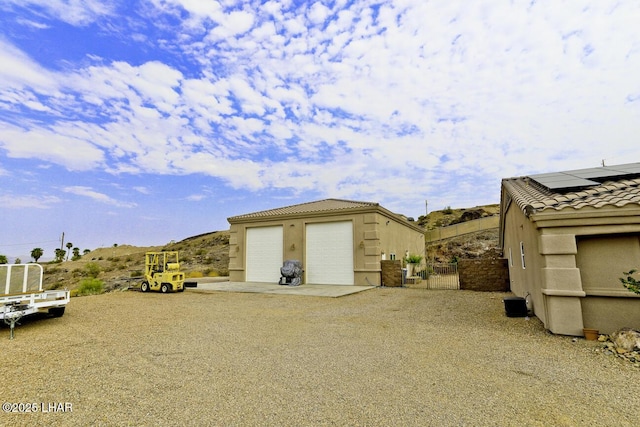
[42,230,230,292]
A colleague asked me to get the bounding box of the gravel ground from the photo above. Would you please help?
[1,287,639,426]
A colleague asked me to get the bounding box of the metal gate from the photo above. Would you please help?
[420,263,459,290]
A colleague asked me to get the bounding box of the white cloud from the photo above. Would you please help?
[63,186,137,208]
[0,194,61,209]
[2,0,114,26]
[186,194,206,201]
[0,39,58,92]
[0,123,105,171]
[133,186,150,194]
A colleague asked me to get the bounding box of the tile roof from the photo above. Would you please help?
[228,198,380,221]
[502,176,640,216]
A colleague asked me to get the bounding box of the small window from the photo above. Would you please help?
[520,242,526,269]
[390,253,396,260]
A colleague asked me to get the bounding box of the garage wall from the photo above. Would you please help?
[376,214,425,263]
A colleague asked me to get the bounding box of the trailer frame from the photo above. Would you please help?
[1,263,70,339]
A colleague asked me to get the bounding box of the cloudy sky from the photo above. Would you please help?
[1,0,639,258]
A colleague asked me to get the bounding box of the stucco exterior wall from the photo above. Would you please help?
[376,214,425,264]
[228,209,424,286]
[502,202,547,326]
[575,234,640,333]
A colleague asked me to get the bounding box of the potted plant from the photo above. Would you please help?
[404,253,423,277]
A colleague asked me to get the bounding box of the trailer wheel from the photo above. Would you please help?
[141,281,150,292]
[49,307,65,318]
[160,283,170,293]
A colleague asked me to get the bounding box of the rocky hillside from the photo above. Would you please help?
[420,204,501,263]
[417,204,500,229]
[425,229,500,263]
[43,230,230,292]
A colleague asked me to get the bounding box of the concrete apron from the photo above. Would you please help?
[186,278,376,297]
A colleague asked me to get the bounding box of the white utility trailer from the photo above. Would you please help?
[1,263,69,339]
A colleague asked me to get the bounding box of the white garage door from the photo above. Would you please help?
[246,226,283,283]
[306,221,354,285]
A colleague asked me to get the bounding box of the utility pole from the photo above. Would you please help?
[425,199,428,216]
[60,232,65,251]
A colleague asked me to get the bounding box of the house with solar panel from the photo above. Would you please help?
[500,162,640,336]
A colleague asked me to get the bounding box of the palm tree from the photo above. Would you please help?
[54,249,66,263]
[31,247,44,262]
[66,242,73,261]
[72,247,81,261]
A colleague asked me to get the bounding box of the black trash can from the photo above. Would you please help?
[503,297,528,317]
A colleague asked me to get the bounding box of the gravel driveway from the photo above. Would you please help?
[1,288,639,426]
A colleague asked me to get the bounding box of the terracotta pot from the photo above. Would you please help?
[583,328,599,341]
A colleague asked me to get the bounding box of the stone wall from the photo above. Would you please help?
[458,249,510,291]
[381,260,403,287]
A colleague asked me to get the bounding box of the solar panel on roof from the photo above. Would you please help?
[531,174,599,190]
[569,168,629,179]
[528,162,640,191]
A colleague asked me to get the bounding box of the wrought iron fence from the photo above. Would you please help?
[418,263,460,290]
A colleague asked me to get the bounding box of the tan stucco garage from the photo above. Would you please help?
[227,199,425,286]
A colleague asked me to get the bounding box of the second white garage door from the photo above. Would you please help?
[246,226,283,283]
[306,221,354,285]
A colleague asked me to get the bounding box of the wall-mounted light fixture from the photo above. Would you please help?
[290,243,296,251]
[359,241,364,248]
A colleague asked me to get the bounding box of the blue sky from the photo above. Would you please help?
[1,0,639,259]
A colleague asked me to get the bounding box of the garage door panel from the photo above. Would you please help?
[246,226,283,283]
[306,221,353,285]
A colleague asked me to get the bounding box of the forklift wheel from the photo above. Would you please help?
[141,281,150,292]
[160,283,170,293]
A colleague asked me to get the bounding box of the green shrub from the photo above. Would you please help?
[404,253,424,264]
[620,270,640,294]
[84,262,102,278]
[75,278,104,296]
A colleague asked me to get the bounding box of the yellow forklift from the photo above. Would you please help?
[141,251,185,293]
